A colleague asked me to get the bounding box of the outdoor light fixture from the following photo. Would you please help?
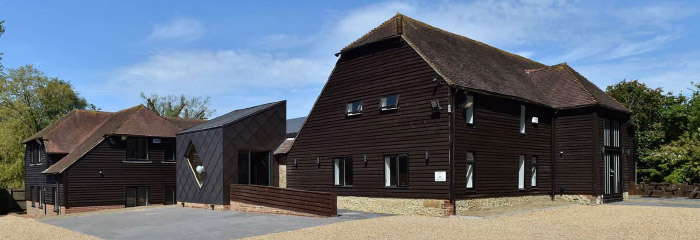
[316,157,321,167]
[98,170,104,177]
[294,159,298,167]
[430,100,441,113]
[196,165,205,174]
[364,155,368,164]
[559,151,564,157]
[425,151,430,162]
[121,136,127,141]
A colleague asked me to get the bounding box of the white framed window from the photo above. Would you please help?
[380,94,399,111]
[346,100,363,116]
[384,154,409,187]
[531,156,538,187]
[518,155,525,190]
[334,157,353,186]
[466,152,474,189]
[519,105,526,134]
[465,95,474,125]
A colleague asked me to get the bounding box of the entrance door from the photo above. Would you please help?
[604,152,621,195]
[126,186,149,207]
[237,150,271,186]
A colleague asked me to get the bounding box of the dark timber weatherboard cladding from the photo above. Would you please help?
[454,93,553,199]
[64,136,176,207]
[176,102,286,205]
[554,108,595,195]
[287,38,451,199]
[25,143,65,207]
[230,184,337,217]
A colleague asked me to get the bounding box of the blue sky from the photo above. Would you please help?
[1,0,699,118]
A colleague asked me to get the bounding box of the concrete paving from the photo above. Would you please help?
[40,206,388,240]
[611,196,700,208]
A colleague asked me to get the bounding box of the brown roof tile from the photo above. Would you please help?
[341,13,629,112]
[273,138,295,155]
[42,105,191,174]
[24,110,112,154]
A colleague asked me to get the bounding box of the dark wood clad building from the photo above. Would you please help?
[287,14,633,214]
[24,106,204,216]
[175,101,286,209]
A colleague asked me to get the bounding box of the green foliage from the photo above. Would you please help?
[0,20,5,70]
[140,92,214,120]
[608,80,700,183]
[0,65,91,188]
[644,133,700,183]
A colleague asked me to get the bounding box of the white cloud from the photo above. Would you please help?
[147,18,204,42]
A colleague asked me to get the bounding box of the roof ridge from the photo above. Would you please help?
[340,13,402,52]
[399,14,545,68]
[525,62,568,73]
[559,64,601,105]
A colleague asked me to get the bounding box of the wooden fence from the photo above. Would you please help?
[630,182,700,198]
[1,188,26,214]
[230,184,337,217]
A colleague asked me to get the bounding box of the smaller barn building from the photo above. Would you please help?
[176,101,286,209]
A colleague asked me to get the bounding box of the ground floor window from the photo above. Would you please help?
[38,187,43,209]
[384,154,409,187]
[30,186,35,207]
[518,155,525,190]
[531,156,538,187]
[126,186,149,207]
[334,157,353,186]
[165,186,176,205]
[466,152,475,189]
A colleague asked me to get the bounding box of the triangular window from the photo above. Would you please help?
[185,143,206,187]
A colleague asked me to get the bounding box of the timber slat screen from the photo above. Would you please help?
[229,184,337,217]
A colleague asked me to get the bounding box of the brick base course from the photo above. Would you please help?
[337,196,454,216]
[229,200,324,217]
[65,204,125,214]
[178,201,229,211]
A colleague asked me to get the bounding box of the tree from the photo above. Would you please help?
[606,80,688,182]
[140,92,214,120]
[1,20,5,70]
[0,65,92,188]
[644,133,700,183]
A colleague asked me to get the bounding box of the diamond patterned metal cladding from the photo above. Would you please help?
[176,102,286,205]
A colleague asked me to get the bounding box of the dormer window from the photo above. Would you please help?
[380,94,399,111]
[346,100,363,116]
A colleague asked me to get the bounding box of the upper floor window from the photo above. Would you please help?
[346,100,362,116]
[384,154,409,187]
[465,95,474,125]
[333,157,353,186]
[519,105,526,134]
[164,139,175,162]
[27,143,42,164]
[380,94,399,111]
[126,138,149,161]
[604,118,620,147]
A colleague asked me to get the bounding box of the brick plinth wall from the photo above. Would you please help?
[178,201,229,211]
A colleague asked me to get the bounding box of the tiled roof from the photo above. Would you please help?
[24,110,112,154]
[340,13,629,112]
[42,105,195,174]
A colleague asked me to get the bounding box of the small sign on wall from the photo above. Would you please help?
[152,139,161,144]
[435,171,446,182]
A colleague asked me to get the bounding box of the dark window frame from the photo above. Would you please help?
[163,138,176,162]
[384,154,410,187]
[466,152,475,190]
[346,100,363,116]
[126,137,149,161]
[531,155,538,188]
[333,157,353,187]
[379,94,399,111]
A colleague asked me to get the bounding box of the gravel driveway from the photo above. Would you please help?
[249,204,700,239]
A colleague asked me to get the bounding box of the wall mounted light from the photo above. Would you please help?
[316,157,321,167]
[425,151,430,162]
[98,170,104,177]
[294,159,298,167]
[559,151,564,157]
[364,155,368,164]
